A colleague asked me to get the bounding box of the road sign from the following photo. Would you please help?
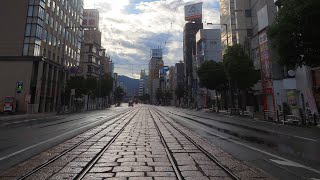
[16,81,24,94]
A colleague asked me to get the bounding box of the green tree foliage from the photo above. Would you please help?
[66,76,86,98]
[197,61,227,91]
[114,86,125,103]
[175,85,185,99]
[156,88,163,104]
[223,44,259,90]
[96,74,114,97]
[85,76,98,95]
[268,0,320,68]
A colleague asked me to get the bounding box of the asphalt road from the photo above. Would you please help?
[155,106,320,180]
[0,106,131,171]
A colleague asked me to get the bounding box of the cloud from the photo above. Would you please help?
[84,0,220,79]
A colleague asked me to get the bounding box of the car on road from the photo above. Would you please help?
[128,101,134,107]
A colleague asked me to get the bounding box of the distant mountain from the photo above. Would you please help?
[117,75,139,97]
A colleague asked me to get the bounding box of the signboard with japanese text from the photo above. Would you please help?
[16,81,24,94]
[185,3,203,22]
[259,30,273,94]
[151,49,163,59]
[82,9,99,28]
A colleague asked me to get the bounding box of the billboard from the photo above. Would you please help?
[151,49,163,58]
[82,9,99,28]
[185,3,203,22]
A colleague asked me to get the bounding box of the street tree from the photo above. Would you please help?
[268,0,320,68]
[66,76,86,98]
[114,86,125,106]
[175,85,185,105]
[197,61,228,110]
[84,76,98,110]
[223,44,259,111]
[156,88,163,104]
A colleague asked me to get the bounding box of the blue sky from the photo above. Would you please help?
[84,0,220,79]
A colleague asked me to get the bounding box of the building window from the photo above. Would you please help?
[46,13,49,24]
[27,6,34,16]
[25,24,32,36]
[23,44,29,56]
[43,30,47,42]
[247,29,253,37]
[50,17,54,27]
[245,10,251,17]
[38,6,45,19]
[48,33,52,45]
[47,0,51,7]
[55,21,58,31]
[52,1,55,12]
[56,6,59,16]
[36,25,43,39]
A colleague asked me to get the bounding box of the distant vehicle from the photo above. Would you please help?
[128,101,134,107]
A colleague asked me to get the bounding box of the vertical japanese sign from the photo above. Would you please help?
[259,30,273,94]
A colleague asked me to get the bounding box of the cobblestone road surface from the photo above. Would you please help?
[0,107,274,180]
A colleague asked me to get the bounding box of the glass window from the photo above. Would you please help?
[43,30,47,42]
[38,7,44,19]
[46,13,49,24]
[60,9,63,19]
[23,44,29,56]
[28,6,34,16]
[50,17,53,27]
[59,24,62,34]
[245,10,252,17]
[25,24,31,36]
[55,21,58,31]
[48,33,52,45]
[56,6,59,16]
[53,36,57,46]
[36,25,42,39]
[52,1,55,12]
[47,0,51,7]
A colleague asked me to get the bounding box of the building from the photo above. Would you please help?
[183,22,203,104]
[194,29,222,108]
[0,0,83,113]
[148,49,164,104]
[175,61,185,105]
[195,29,222,65]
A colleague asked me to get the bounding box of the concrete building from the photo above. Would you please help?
[194,29,222,108]
[0,0,83,113]
[175,61,185,105]
[148,55,163,104]
[183,22,203,104]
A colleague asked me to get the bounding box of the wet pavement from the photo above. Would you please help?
[157,106,320,180]
[0,106,272,180]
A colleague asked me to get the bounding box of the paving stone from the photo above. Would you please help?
[154,177,177,180]
[116,172,144,177]
[89,166,113,173]
[112,166,132,172]
[146,172,176,177]
[82,173,114,179]
[25,173,53,180]
[136,158,153,162]
[95,162,120,166]
[147,161,172,166]
[117,158,135,162]
[155,166,174,171]
[121,162,146,166]
[132,166,153,172]
[185,177,210,180]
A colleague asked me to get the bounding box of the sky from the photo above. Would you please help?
[84,0,220,79]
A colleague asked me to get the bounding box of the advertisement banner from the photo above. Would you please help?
[184,3,203,22]
[259,30,273,94]
[82,9,99,28]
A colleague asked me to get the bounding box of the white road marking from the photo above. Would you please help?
[0,113,117,161]
[171,114,320,175]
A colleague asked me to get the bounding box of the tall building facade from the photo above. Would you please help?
[183,22,203,104]
[0,0,83,113]
[148,57,163,104]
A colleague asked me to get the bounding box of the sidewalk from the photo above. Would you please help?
[169,107,320,141]
[0,112,57,121]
